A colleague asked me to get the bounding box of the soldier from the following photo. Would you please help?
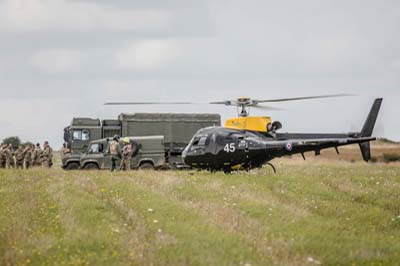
[41,141,53,168]
[31,144,36,166]
[15,145,25,169]
[6,144,15,169]
[33,143,42,167]
[0,144,7,168]
[108,135,121,172]
[2,145,11,168]
[120,140,132,171]
[24,145,33,169]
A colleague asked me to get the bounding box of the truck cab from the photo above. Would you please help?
[62,118,103,170]
[80,136,166,170]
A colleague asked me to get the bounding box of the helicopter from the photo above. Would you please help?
[105,95,382,173]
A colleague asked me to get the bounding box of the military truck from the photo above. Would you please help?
[62,113,221,170]
[80,136,166,170]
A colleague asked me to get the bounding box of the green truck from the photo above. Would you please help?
[79,136,166,170]
[61,113,221,170]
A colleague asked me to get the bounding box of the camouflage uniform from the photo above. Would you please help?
[24,146,33,169]
[120,143,132,171]
[41,143,53,168]
[15,146,25,169]
[33,145,42,167]
[0,145,7,168]
[5,145,15,169]
[108,139,121,172]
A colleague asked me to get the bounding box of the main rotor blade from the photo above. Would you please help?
[209,101,235,106]
[253,93,353,104]
[104,101,208,105]
[252,105,284,111]
[105,101,239,106]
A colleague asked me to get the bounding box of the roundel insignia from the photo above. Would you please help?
[285,142,293,151]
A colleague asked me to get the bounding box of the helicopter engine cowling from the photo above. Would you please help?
[267,121,282,132]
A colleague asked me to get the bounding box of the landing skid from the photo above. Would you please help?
[266,163,276,174]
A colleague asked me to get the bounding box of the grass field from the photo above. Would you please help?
[1,145,400,266]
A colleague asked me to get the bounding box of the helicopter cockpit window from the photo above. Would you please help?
[198,136,207,146]
[211,134,216,143]
[190,135,208,151]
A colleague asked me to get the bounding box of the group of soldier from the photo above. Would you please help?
[108,136,137,172]
[0,141,53,169]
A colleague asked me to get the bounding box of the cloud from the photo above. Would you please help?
[29,49,83,73]
[0,98,74,146]
[114,39,181,70]
[0,0,399,145]
[0,0,171,32]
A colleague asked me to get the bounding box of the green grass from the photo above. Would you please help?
[1,163,400,266]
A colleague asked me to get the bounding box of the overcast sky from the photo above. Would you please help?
[0,0,399,147]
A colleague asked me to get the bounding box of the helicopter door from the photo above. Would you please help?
[244,141,250,166]
[233,137,248,164]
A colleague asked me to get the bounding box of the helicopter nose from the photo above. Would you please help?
[182,145,197,166]
[182,145,189,164]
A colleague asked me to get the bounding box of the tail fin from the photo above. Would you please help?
[361,98,383,137]
[359,98,383,161]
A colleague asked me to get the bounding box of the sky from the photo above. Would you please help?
[0,0,399,147]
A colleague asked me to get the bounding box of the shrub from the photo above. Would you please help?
[383,153,400,163]
[1,136,21,150]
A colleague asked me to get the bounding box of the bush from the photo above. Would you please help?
[1,137,34,150]
[383,153,400,163]
[2,136,21,150]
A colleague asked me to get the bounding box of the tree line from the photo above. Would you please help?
[1,136,34,150]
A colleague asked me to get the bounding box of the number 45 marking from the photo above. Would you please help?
[224,143,236,153]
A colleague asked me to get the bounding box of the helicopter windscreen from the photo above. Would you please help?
[190,134,209,150]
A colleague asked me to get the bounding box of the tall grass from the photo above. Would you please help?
[1,163,400,266]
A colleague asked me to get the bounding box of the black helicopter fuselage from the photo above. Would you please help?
[182,127,269,171]
[182,127,371,172]
[182,98,382,172]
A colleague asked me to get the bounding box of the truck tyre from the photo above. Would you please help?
[84,163,100,170]
[139,162,154,170]
[65,162,80,170]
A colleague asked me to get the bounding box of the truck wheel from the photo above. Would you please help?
[139,162,154,170]
[65,162,80,170]
[84,163,100,170]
